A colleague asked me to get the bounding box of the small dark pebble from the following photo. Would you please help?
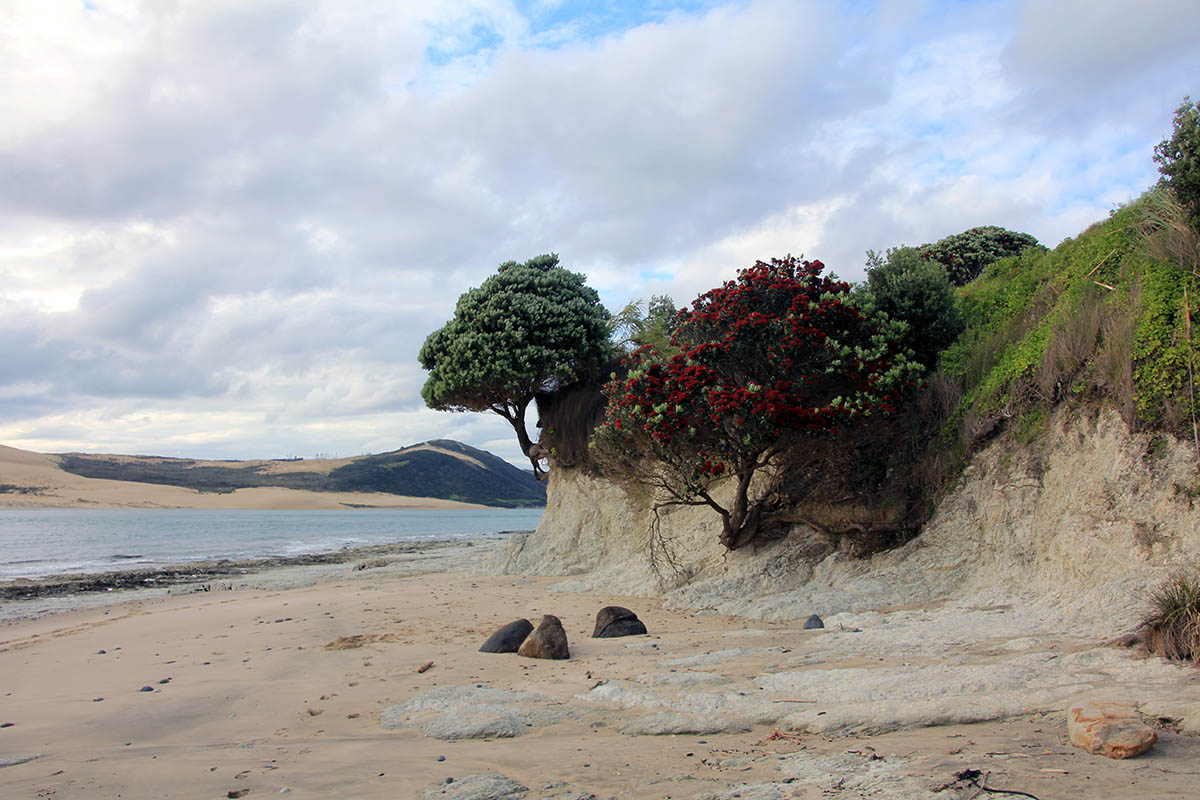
[436,755,445,762]
[96,650,107,655]
[0,722,13,728]
[139,686,154,692]
[93,698,104,702]
[444,777,453,784]
[158,678,171,684]
[803,614,824,630]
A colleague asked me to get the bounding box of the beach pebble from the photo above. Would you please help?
[96,649,106,654]
[0,722,13,728]
[158,678,171,684]
[803,614,824,630]
[93,698,104,702]
[139,686,154,692]
[437,755,446,761]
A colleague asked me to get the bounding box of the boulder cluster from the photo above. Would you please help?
[478,605,648,660]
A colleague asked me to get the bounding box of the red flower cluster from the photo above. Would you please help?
[597,256,905,478]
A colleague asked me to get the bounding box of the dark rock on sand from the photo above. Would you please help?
[479,619,533,653]
[592,606,647,638]
[138,686,154,692]
[518,615,569,660]
[803,614,824,629]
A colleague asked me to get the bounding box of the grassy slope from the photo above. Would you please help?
[939,195,1197,451]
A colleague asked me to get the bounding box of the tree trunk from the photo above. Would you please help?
[498,397,547,480]
[718,468,760,550]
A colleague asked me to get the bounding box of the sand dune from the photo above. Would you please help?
[0,444,484,510]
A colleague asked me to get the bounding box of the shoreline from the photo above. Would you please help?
[2,552,1198,799]
[0,535,514,623]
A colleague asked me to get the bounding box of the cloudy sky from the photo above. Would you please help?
[2,0,1198,467]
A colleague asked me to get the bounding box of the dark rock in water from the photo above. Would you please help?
[518,615,569,660]
[479,619,534,653]
[803,614,824,630]
[592,606,648,638]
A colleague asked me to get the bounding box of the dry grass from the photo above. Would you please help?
[1142,572,1200,665]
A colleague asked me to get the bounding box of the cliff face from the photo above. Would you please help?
[491,407,1200,633]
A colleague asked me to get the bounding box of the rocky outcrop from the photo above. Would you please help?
[490,408,1200,634]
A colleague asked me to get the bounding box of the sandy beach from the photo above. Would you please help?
[3,538,1199,800]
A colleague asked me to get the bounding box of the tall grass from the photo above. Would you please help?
[1142,572,1200,665]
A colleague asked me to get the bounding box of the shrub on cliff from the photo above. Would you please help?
[858,246,964,371]
[921,225,1043,286]
[591,256,919,551]
[419,254,610,476]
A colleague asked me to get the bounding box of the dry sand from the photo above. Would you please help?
[0,444,485,510]
[2,541,1199,799]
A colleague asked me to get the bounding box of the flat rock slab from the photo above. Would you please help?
[423,772,528,799]
[382,685,571,740]
[1068,701,1158,758]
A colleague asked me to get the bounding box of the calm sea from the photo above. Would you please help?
[0,508,543,580]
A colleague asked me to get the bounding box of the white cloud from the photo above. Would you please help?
[0,0,1196,464]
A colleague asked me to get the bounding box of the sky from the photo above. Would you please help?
[2,0,1198,467]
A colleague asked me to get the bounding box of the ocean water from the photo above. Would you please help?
[0,508,543,580]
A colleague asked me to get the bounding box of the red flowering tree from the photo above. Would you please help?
[591,257,918,551]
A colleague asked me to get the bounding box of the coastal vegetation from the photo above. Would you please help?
[590,257,919,550]
[421,98,1200,559]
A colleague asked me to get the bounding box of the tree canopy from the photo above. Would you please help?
[1155,96,1200,230]
[857,246,964,371]
[591,256,918,550]
[419,254,610,476]
[920,226,1043,286]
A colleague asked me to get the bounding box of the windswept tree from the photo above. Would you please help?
[591,256,919,551]
[419,254,610,477]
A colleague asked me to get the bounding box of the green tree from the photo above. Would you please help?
[921,226,1043,286]
[610,294,679,354]
[419,254,610,476]
[1155,96,1200,230]
[857,246,964,371]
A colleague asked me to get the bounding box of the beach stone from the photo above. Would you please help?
[592,606,647,638]
[518,615,569,659]
[803,614,824,629]
[479,619,533,653]
[422,772,528,799]
[1067,701,1157,758]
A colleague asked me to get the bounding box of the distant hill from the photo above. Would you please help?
[56,439,546,508]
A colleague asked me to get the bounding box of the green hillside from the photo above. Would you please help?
[57,440,546,508]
